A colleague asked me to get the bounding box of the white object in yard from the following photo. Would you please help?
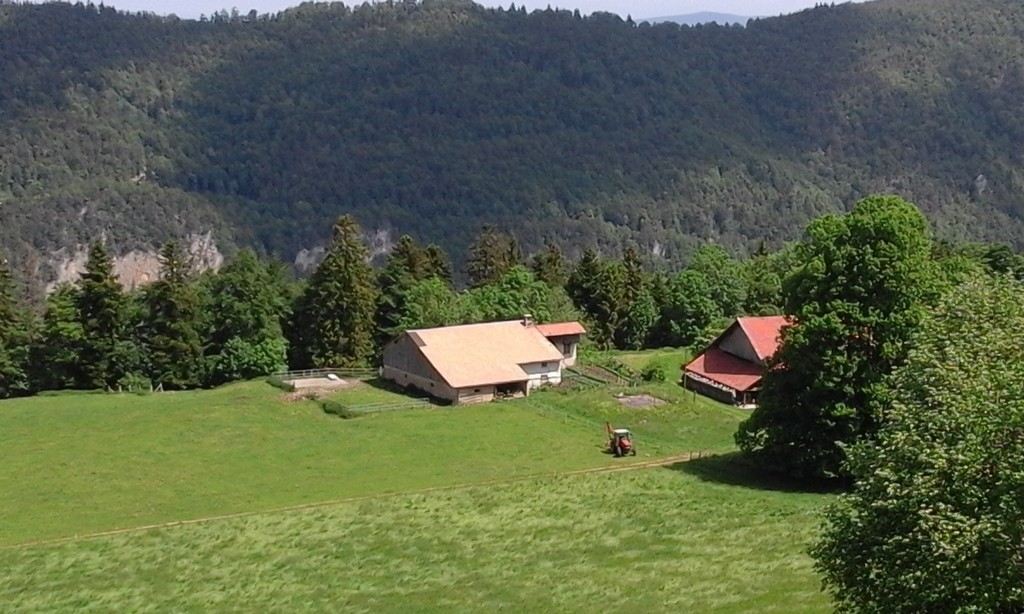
[326,373,340,381]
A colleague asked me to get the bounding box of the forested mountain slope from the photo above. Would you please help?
[2,0,1023,290]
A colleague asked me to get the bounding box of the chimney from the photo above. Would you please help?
[522,314,534,327]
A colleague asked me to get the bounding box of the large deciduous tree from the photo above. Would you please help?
[290,215,379,368]
[813,275,1024,613]
[654,269,717,348]
[688,244,746,319]
[457,265,576,325]
[736,195,937,479]
[203,249,290,385]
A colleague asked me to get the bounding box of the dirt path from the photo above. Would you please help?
[3,451,711,550]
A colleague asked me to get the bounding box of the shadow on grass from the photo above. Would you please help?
[360,377,451,407]
[664,451,844,494]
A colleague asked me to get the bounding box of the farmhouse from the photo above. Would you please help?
[381,316,586,405]
[682,315,787,407]
[534,321,586,367]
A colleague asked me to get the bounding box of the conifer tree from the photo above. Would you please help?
[77,241,130,389]
[530,242,568,289]
[144,241,205,389]
[377,235,436,341]
[33,283,86,390]
[0,255,32,398]
[423,244,453,284]
[616,247,657,350]
[291,215,379,368]
[466,224,517,288]
[567,249,608,344]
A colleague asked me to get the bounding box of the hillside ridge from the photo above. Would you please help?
[1,0,1023,289]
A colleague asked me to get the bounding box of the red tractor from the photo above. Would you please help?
[606,424,637,457]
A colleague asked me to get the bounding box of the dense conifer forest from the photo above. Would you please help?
[2,0,1024,288]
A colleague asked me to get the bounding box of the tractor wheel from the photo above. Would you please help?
[613,445,622,458]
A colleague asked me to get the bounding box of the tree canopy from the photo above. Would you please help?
[813,274,1024,613]
[4,0,1024,289]
[736,195,937,479]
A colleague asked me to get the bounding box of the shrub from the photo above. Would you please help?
[321,400,359,419]
[640,365,666,382]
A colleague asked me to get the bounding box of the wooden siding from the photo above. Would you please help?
[383,335,446,380]
[382,334,458,403]
[683,372,737,405]
[718,325,760,364]
[456,386,496,405]
[381,366,458,403]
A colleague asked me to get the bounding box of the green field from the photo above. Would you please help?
[0,352,832,612]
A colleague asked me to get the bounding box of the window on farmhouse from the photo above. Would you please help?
[541,362,548,367]
[562,342,571,355]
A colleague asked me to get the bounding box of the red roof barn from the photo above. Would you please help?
[682,316,787,407]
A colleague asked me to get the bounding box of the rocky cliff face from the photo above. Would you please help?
[46,232,225,292]
[293,227,395,272]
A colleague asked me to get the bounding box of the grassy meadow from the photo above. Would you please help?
[0,349,833,612]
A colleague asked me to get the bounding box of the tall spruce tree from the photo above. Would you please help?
[466,224,518,288]
[32,283,86,390]
[423,244,453,285]
[291,215,379,368]
[376,235,435,341]
[0,255,32,398]
[144,241,205,389]
[77,241,130,389]
[567,249,611,346]
[616,246,657,350]
[530,242,568,289]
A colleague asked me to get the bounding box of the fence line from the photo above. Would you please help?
[322,397,434,418]
[271,367,379,380]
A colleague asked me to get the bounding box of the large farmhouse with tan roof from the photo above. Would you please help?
[682,315,787,407]
[381,317,586,405]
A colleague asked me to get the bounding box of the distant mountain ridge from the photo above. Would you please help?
[1,0,1023,292]
[641,11,754,26]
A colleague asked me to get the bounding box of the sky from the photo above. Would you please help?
[89,0,868,21]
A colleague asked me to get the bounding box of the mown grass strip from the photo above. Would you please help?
[2,451,712,550]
